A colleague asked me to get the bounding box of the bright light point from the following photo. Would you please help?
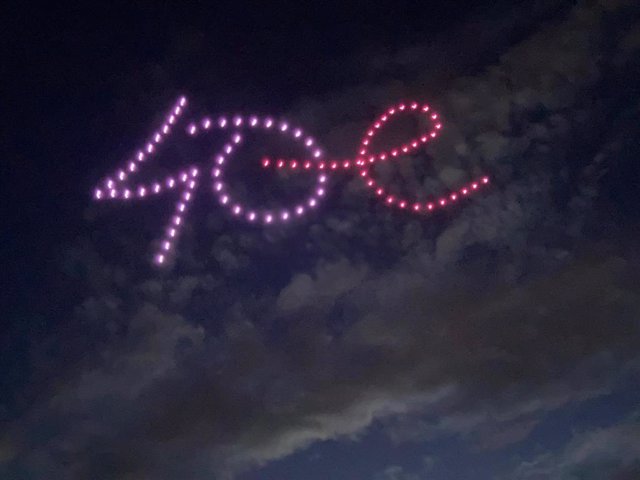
[216,155,225,165]
[413,203,421,211]
[146,144,154,153]
[320,175,326,183]
[106,179,114,188]
[376,188,384,195]
[313,150,321,158]
[168,178,175,187]
[214,182,223,191]
[118,171,125,180]
[233,205,242,215]
[163,241,171,251]
[280,122,288,131]
[225,145,232,154]
[203,118,211,128]
[168,115,176,124]
[472,183,478,189]
[399,201,406,208]
[305,138,314,146]
[184,192,192,201]
[137,152,145,161]
[153,183,161,193]
[219,117,227,127]
[233,134,241,144]
[451,194,457,201]
[174,107,181,115]
[422,105,430,111]
[221,195,229,204]
[179,97,187,107]
[281,211,289,220]
[386,196,394,204]
[95,189,103,199]
[173,216,181,225]
[317,188,325,196]
[156,254,165,264]
[138,187,146,197]
[411,102,418,109]
[265,118,273,128]
[482,177,489,184]
[427,203,434,210]
[233,116,242,126]
[462,188,468,195]
[181,173,188,181]
[262,158,270,168]
[296,206,304,215]
[169,228,176,237]
[248,212,256,221]
[188,124,197,135]
[162,125,169,134]
[294,129,302,138]
[191,167,198,176]
[178,203,185,212]
[431,113,438,119]
[439,199,446,206]
[265,214,273,223]
[309,198,317,207]
[436,123,442,129]
[399,104,406,110]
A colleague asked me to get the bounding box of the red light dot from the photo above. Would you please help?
[427,203,434,210]
[413,203,421,211]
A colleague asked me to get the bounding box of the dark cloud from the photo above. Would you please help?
[2,1,640,479]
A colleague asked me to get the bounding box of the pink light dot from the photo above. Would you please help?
[331,162,338,170]
[128,162,136,172]
[262,158,270,168]
[360,149,366,155]
[294,129,302,138]
[168,115,176,124]
[156,254,165,265]
[191,167,199,176]
[462,188,468,195]
[411,141,418,148]
[233,205,242,215]
[313,149,321,158]
[422,105,430,112]
[431,113,438,119]
[106,179,114,188]
[420,136,428,143]
[184,192,192,201]
[179,97,187,107]
[439,199,446,206]
[178,203,185,212]
[360,170,367,177]
[224,145,232,154]
[450,193,457,201]
[402,146,408,153]
[265,118,273,128]
[277,160,285,168]
[399,201,407,208]
[280,122,288,131]
[153,183,161,193]
[216,155,225,165]
[482,177,489,184]
[309,198,317,207]
[411,102,418,109]
[174,106,181,115]
[118,171,126,180]
[203,118,211,129]
[146,144,154,153]
[435,123,442,129]
[181,173,188,182]
[265,214,273,223]
[281,211,289,220]
[162,125,169,134]
[430,132,437,138]
[381,115,388,121]
[305,138,314,146]
[320,175,327,183]
[367,179,374,187]
[214,182,223,191]
[219,117,227,128]
[168,178,175,187]
[472,183,478,189]
[250,116,258,126]
[169,228,176,238]
[154,133,162,142]
[399,104,406,110]
[376,188,384,196]
[232,134,241,144]
[291,161,298,169]
[380,153,387,160]
[137,152,145,161]
[317,188,325,196]
[95,189,103,199]
[248,212,256,221]
[344,161,351,168]
[173,216,181,225]
[163,241,171,251]
[413,203,421,211]
[389,108,396,114]
[221,195,229,204]
[296,206,304,215]
[427,203,434,210]
[386,196,394,204]
[138,187,146,197]
[233,116,242,126]
[188,181,195,189]
[304,161,311,169]
[212,168,221,177]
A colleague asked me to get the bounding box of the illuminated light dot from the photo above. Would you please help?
[190,167,198,176]
[174,107,181,115]
[413,203,421,211]
[402,146,409,153]
[181,173,188,182]
[304,161,311,169]
[219,117,227,128]
[360,170,367,177]
[431,113,438,120]
[233,205,242,215]
[399,201,407,208]
[320,175,327,183]
[162,241,171,251]
[265,118,273,128]
[331,162,338,170]
[411,141,418,148]
[411,102,418,109]
[430,132,436,138]
[248,212,256,221]
[138,187,146,197]
[291,161,298,169]
[189,180,196,189]
[380,153,387,160]
[179,97,187,107]
[162,125,169,134]
[435,123,442,129]
[212,168,221,178]
[317,188,325,196]
[374,122,381,129]
[427,203,434,210]
[318,162,325,169]
[367,179,374,187]
[262,158,270,168]
[154,133,162,143]
[221,195,229,204]
[118,171,126,181]
[376,188,384,196]
[367,130,374,137]
[281,211,289,220]
[224,145,233,154]
[217,156,225,165]
[168,115,176,124]
[265,213,273,223]
[128,162,137,172]
[386,196,395,204]
[188,124,197,135]
[391,150,399,157]
[156,254,165,265]
[214,182,223,191]
[439,199,446,206]
[482,177,489,184]
[450,193,457,201]
[421,136,428,143]
[381,115,388,121]
[309,198,317,207]
[168,228,176,238]
[305,138,314,146]
[232,134,242,144]
[296,206,304,215]
[277,160,285,168]
[146,144,154,153]
[124,190,131,199]
[110,189,117,198]
[173,216,181,225]
[389,108,396,115]
[462,188,468,195]
[233,116,242,126]
[360,149,367,155]
[106,179,114,188]
[137,152,145,161]
[203,118,211,129]
[178,203,185,212]
[422,105,430,112]
[280,122,288,131]
[184,192,192,201]
[472,183,478,189]
[399,104,406,111]
[294,128,302,138]
[153,183,161,193]
[250,116,258,126]
[363,139,370,146]
[368,156,375,163]
[95,189,103,199]
[313,149,321,158]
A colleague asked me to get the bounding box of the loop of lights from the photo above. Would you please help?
[93,96,490,266]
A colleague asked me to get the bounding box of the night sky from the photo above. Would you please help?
[3,1,640,479]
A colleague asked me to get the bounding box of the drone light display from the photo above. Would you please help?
[93,96,490,265]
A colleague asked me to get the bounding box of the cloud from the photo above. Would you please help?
[3,1,640,479]
[511,412,640,480]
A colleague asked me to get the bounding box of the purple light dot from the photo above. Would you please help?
[233,116,242,126]
[184,192,192,201]
[248,211,256,221]
[156,254,165,265]
[154,133,161,143]
[168,115,176,125]
[265,118,273,128]
[203,118,211,129]
[167,178,175,188]
[296,206,304,215]
[249,116,258,126]
[305,138,314,146]
[181,173,188,181]
[233,205,242,215]
[281,211,289,220]
[294,129,302,138]
[214,182,223,191]
[153,183,161,193]
[178,203,185,212]
[169,228,176,238]
[106,179,114,188]
[137,152,145,161]
[317,188,325,196]
[319,175,327,183]
[95,189,103,199]
[224,145,232,154]
[146,144,154,153]
[221,195,229,204]
[110,190,117,198]
[188,180,196,189]
[313,149,321,158]
[190,167,199,176]
[212,169,221,178]
[232,134,242,144]
[280,122,288,132]
[309,198,317,207]
[124,190,131,199]
[163,241,171,251]
[265,213,273,223]
[179,97,187,107]
[216,155,225,165]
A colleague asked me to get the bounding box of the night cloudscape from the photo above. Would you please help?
[3,0,640,479]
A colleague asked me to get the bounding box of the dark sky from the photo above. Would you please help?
[3,1,640,479]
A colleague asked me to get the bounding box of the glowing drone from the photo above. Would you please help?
[93,96,489,265]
